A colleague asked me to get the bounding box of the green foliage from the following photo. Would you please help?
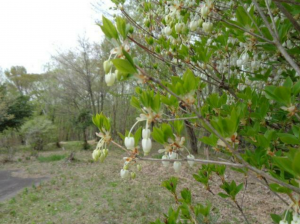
[75,110,92,130]
[131,88,161,113]
[218,180,244,201]
[152,123,174,144]
[92,113,111,132]
[21,116,57,151]
[0,86,33,132]
[156,177,217,224]
[99,16,119,40]
[162,177,178,195]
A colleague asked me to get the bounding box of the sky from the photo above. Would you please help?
[0,0,113,75]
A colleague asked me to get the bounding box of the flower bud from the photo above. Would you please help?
[202,21,213,33]
[201,5,209,18]
[137,164,142,171]
[99,153,105,162]
[103,60,113,74]
[142,128,151,139]
[125,137,135,149]
[105,72,116,86]
[173,161,182,173]
[187,154,195,167]
[92,149,101,161]
[120,169,130,179]
[169,152,177,160]
[131,172,136,179]
[142,138,152,155]
[102,148,108,157]
[162,155,170,167]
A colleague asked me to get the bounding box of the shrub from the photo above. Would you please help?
[21,116,57,151]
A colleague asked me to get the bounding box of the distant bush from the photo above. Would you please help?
[21,116,57,151]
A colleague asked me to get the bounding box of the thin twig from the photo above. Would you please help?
[136,156,245,167]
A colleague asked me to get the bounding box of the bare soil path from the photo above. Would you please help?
[0,170,47,202]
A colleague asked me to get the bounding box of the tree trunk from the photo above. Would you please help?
[184,120,198,154]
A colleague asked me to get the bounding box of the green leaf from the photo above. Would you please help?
[218,193,230,198]
[278,133,299,144]
[122,50,135,67]
[162,177,178,194]
[274,86,291,106]
[152,127,165,144]
[292,151,300,178]
[199,134,218,147]
[116,16,127,39]
[270,214,282,224]
[293,80,300,95]
[173,120,184,135]
[283,77,293,88]
[180,188,192,205]
[99,16,119,40]
[131,96,140,109]
[269,183,292,194]
[112,58,137,74]
[134,127,142,146]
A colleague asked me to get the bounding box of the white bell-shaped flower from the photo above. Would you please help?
[92,149,101,161]
[142,128,151,139]
[120,169,130,179]
[175,22,185,34]
[236,59,243,67]
[125,137,135,149]
[162,155,170,167]
[164,26,172,36]
[169,152,178,160]
[279,221,288,224]
[105,72,116,86]
[189,20,198,31]
[187,154,195,167]
[202,21,213,33]
[142,138,152,155]
[201,5,209,18]
[173,161,182,173]
[103,60,113,74]
[293,213,300,222]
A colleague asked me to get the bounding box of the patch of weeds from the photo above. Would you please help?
[37,154,66,162]
[9,210,16,217]
[9,197,16,204]
[23,187,28,195]
[108,181,118,187]
[28,193,40,202]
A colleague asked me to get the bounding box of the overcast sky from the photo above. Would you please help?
[0,0,112,74]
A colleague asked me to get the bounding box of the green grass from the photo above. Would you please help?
[0,145,287,224]
[37,154,66,162]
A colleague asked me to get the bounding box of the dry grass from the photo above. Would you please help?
[0,143,287,224]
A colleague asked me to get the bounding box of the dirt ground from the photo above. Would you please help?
[0,147,287,224]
